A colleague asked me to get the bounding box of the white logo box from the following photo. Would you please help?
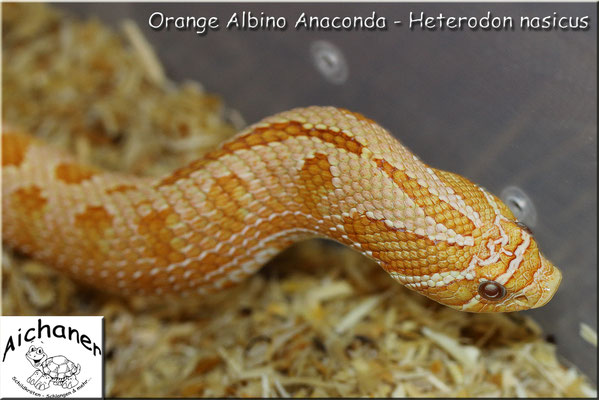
[0,316,103,399]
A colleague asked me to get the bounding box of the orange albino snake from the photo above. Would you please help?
[2,106,561,312]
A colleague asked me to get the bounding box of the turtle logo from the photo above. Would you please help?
[25,345,81,391]
[1,316,103,398]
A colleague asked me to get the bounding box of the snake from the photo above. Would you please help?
[2,106,562,312]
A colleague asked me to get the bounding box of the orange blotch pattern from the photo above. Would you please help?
[224,121,365,158]
[105,184,138,194]
[156,121,364,190]
[2,131,32,167]
[55,162,98,184]
[339,213,473,276]
[135,204,187,267]
[74,205,114,238]
[10,185,48,215]
[298,152,336,218]
[6,185,48,253]
[156,159,210,187]
[375,158,476,235]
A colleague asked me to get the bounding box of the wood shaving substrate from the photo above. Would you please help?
[1,3,596,398]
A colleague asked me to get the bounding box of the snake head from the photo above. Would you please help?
[458,217,562,312]
[383,212,562,313]
[409,215,562,312]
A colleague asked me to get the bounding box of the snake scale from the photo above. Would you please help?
[2,106,561,312]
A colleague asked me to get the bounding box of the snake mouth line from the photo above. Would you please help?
[510,294,531,309]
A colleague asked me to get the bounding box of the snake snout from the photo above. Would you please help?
[531,261,562,309]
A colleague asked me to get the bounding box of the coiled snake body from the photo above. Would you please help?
[2,106,561,312]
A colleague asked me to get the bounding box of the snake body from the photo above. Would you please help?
[2,106,561,312]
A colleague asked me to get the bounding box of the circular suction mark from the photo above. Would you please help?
[500,186,538,229]
[310,40,349,85]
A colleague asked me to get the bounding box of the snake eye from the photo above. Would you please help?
[478,281,507,301]
[516,221,533,235]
